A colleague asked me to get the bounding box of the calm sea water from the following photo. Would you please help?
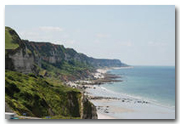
[102,66,175,108]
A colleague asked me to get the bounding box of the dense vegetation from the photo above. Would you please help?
[39,60,94,81]
[5,71,82,119]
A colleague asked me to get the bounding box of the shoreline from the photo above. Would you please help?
[87,68,175,119]
[66,67,175,119]
[85,85,175,119]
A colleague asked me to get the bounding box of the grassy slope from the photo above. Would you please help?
[5,71,82,119]
[5,27,19,50]
[40,60,94,81]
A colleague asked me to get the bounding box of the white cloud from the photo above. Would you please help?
[20,31,38,37]
[19,30,41,40]
[18,26,65,41]
[96,33,110,38]
[117,41,132,47]
[126,42,132,47]
[39,26,63,32]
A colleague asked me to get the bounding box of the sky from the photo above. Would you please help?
[5,5,175,66]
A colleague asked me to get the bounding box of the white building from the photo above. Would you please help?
[5,112,15,119]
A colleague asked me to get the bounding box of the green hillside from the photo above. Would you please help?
[5,71,82,119]
[5,27,20,50]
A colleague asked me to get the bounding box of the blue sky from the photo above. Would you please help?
[5,5,175,66]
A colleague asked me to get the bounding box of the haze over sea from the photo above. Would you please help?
[102,66,175,108]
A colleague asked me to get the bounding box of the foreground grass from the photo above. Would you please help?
[5,71,82,119]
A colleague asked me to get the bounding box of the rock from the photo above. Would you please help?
[81,95,98,119]
[104,109,109,113]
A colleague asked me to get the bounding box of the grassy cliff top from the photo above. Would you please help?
[5,27,20,50]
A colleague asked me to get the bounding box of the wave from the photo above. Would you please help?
[99,85,175,110]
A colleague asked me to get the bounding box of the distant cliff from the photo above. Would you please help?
[24,41,124,68]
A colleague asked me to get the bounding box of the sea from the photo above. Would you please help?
[101,66,175,109]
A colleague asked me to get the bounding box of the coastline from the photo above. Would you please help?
[66,67,175,119]
[86,85,175,119]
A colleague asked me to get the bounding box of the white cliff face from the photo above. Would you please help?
[48,56,56,63]
[41,55,63,64]
[48,51,57,63]
[8,47,35,74]
[64,53,71,61]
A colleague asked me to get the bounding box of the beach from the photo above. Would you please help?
[97,112,116,119]
[66,67,175,119]
[85,85,175,119]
